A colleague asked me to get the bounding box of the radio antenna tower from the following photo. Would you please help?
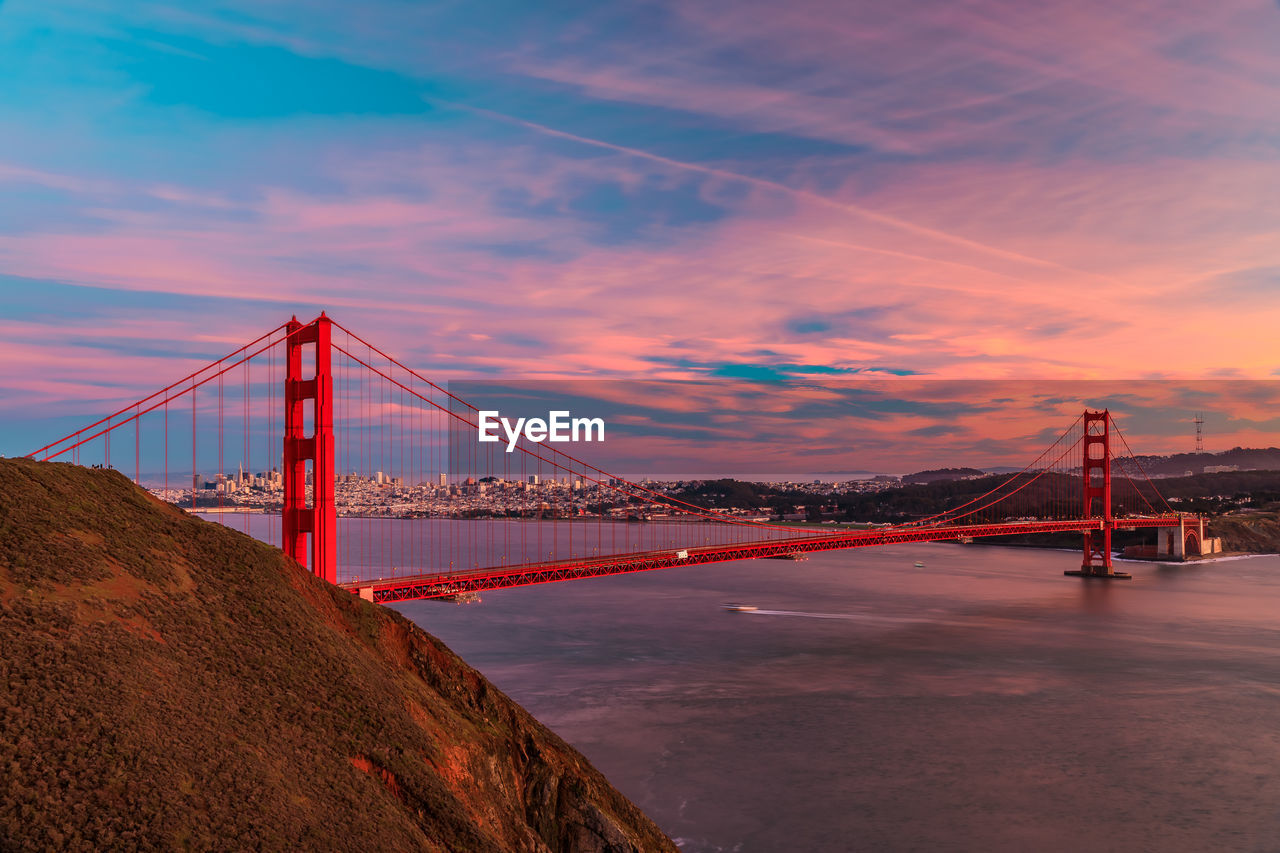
[1194,412,1204,452]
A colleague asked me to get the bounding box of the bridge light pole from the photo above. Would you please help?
[1066,409,1131,579]
[283,313,337,584]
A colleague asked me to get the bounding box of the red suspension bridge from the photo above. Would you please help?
[28,314,1205,603]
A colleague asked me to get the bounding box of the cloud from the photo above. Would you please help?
[3,0,1280,461]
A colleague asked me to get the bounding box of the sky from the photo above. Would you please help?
[2,0,1279,469]
[443,379,1280,478]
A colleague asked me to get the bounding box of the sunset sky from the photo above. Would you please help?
[2,0,1279,468]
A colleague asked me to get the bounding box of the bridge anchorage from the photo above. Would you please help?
[28,313,1201,601]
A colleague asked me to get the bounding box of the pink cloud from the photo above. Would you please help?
[2,87,1278,456]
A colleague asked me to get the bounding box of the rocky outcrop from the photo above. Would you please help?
[1208,512,1280,554]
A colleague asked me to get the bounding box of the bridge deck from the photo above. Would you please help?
[339,515,1188,604]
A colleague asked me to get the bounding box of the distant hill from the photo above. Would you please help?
[1130,447,1280,476]
[0,459,676,852]
[902,467,986,484]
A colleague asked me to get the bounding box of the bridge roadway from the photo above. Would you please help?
[339,515,1190,604]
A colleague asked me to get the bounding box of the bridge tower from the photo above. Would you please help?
[1067,409,1130,579]
[283,313,336,584]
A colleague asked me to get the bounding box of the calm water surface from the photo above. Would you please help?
[206,515,1280,851]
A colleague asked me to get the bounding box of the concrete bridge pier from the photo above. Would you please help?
[1155,515,1219,560]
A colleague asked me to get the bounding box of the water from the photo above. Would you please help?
[203,515,1280,851]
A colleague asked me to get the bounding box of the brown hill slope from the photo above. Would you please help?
[1208,512,1280,554]
[0,458,677,853]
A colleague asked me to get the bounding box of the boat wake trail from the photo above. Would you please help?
[747,609,919,626]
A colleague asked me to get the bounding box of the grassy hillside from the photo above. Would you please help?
[0,458,677,853]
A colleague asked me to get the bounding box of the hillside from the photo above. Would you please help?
[0,459,677,853]
[901,467,985,485]
[1131,447,1280,477]
[1207,512,1280,554]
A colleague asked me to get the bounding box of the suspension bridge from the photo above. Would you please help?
[27,314,1205,603]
